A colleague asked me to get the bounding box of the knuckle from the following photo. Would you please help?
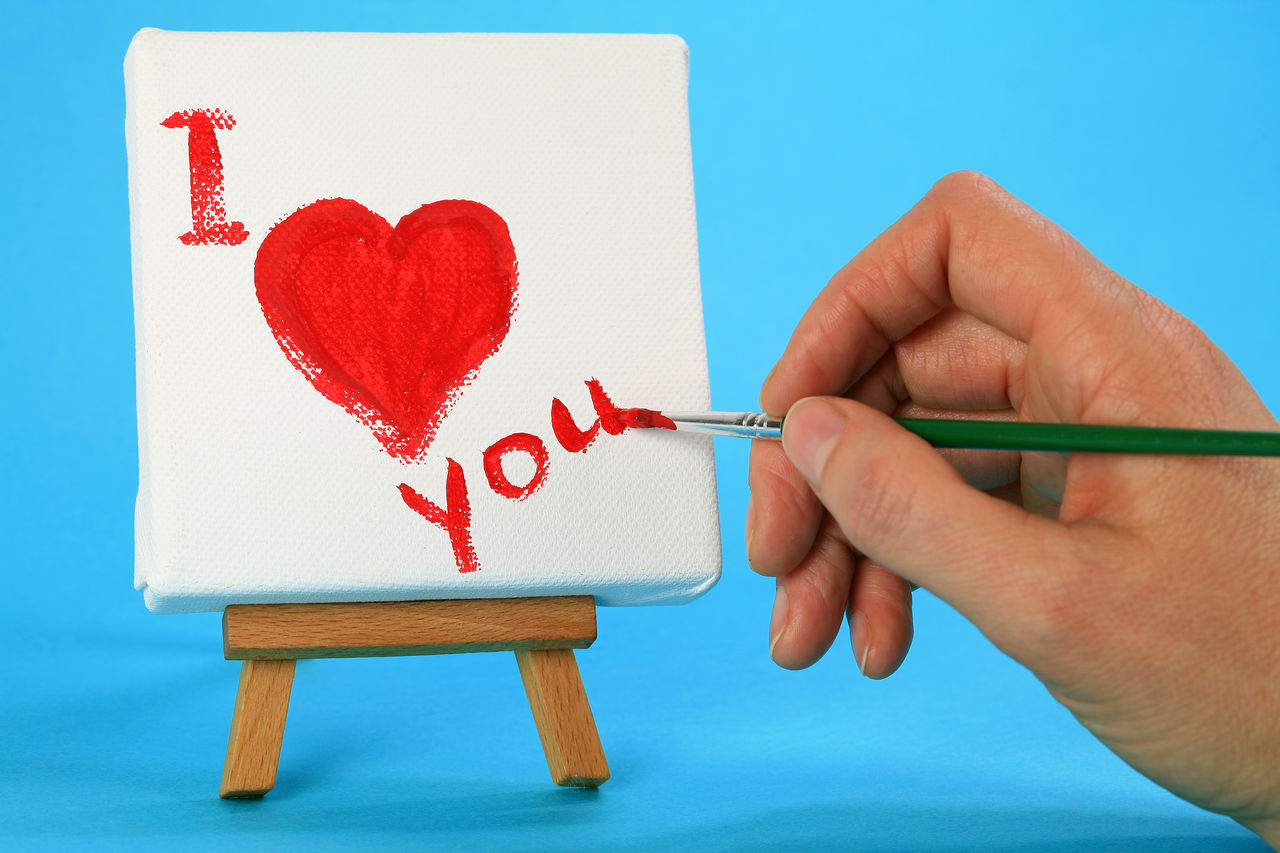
[1133,288,1191,340]
[1091,288,1238,429]
[826,261,896,348]
[1134,294,1215,375]
[931,170,1001,203]
[933,172,1075,279]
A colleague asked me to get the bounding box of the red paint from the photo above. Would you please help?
[255,198,518,462]
[552,379,611,452]
[616,408,677,430]
[483,432,550,501]
[398,459,479,573]
[161,109,249,246]
[551,397,601,452]
[588,380,628,435]
[551,378,675,452]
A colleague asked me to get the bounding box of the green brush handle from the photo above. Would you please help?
[894,418,1280,456]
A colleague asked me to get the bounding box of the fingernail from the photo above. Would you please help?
[744,495,757,565]
[769,584,789,660]
[783,398,847,483]
[851,608,871,677]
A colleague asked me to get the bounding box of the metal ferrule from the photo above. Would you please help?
[662,411,783,439]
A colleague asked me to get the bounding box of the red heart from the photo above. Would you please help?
[254,198,518,462]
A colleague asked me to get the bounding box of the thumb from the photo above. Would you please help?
[782,396,1069,629]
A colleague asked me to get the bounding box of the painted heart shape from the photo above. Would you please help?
[255,198,518,461]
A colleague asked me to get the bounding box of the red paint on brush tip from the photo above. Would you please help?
[551,379,676,453]
[615,408,677,430]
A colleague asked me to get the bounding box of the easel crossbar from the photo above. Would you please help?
[223,596,597,660]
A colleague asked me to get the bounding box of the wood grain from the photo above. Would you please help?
[223,596,597,660]
[516,648,609,787]
[220,658,295,799]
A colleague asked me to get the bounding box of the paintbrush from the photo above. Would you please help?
[636,410,1280,456]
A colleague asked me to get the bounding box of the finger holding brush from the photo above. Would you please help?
[746,172,1280,845]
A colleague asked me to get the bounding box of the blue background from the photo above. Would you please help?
[2,1,1277,850]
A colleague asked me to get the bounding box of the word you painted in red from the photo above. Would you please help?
[399,380,674,574]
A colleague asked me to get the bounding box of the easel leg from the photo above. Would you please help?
[221,658,296,799]
[516,648,609,787]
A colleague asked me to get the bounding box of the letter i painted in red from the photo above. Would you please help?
[161,108,249,246]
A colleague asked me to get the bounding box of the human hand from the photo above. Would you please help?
[745,172,1280,843]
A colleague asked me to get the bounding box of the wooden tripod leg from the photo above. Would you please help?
[220,658,296,799]
[516,648,609,787]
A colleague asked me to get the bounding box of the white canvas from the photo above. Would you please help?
[125,30,720,614]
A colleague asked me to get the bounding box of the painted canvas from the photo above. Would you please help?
[125,30,720,613]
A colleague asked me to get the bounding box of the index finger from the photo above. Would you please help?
[760,171,1135,415]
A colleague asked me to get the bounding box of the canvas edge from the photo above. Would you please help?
[125,27,160,602]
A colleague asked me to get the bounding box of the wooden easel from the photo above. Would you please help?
[218,595,608,798]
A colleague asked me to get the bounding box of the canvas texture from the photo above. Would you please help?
[125,30,720,613]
